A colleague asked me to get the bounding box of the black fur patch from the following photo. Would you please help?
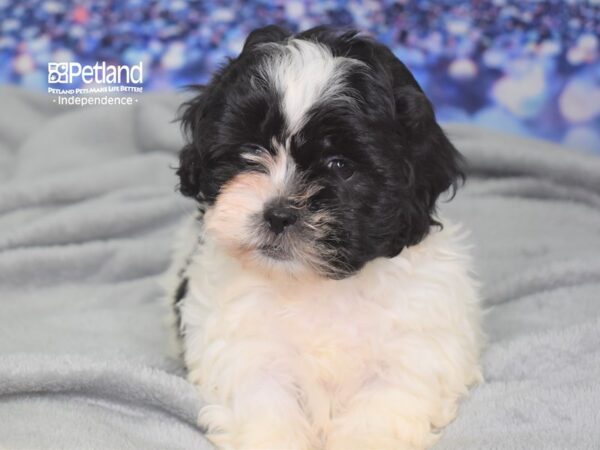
[173,277,188,337]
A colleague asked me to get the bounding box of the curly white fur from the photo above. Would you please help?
[167,217,482,450]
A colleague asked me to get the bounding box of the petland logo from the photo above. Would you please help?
[47,62,144,106]
[48,62,143,84]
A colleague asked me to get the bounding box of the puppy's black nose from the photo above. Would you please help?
[264,206,298,234]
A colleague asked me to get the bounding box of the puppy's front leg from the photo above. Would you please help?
[194,342,316,450]
[326,379,447,450]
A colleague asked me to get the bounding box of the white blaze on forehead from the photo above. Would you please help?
[262,39,363,134]
[241,138,295,195]
[270,138,295,190]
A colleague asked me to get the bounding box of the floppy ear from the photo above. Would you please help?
[177,142,203,199]
[367,43,464,248]
[176,88,210,200]
[394,84,464,215]
[367,42,463,210]
[342,37,464,214]
[177,86,231,202]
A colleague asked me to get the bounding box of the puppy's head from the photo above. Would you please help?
[178,26,463,279]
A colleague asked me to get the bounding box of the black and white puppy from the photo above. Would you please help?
[167,26,482,450]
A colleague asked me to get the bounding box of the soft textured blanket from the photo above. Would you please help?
[0,85,599,450]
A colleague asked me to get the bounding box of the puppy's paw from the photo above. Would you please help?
[326,429,429,450]
[209,431,314,450]
[326,403,441,450]
[199,403,315,450]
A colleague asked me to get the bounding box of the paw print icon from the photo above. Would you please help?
[48,63,69,83]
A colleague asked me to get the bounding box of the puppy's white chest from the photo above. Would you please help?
[278,289,386,384]
[188,254,398,390]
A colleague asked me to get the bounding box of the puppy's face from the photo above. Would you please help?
[178,26,463,279]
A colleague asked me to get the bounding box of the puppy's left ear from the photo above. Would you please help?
[394,84,465,216]
[372,43,464,248]
[366,42,464,219]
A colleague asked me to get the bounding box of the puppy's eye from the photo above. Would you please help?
[326,157,354,180]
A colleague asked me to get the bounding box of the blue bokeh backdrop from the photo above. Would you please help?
[1,0,599,152]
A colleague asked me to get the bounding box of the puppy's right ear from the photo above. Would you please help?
[242,25,291,52]
[177,143,203,198]
[177,88,208,200]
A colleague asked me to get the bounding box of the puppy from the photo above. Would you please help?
[167,25,482,450]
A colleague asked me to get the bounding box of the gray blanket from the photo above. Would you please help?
[1,85,599,450]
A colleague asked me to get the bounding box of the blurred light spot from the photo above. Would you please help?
[13,53,35,75]
[42,1,64,14]
[492,64,547,118]
[285,1,305,19]
[72,5,90,24]
[448,58,477,80]
[446,20,470,36]
[567,34,599,65]
[162,43,185,69]
[559,76,600,123]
